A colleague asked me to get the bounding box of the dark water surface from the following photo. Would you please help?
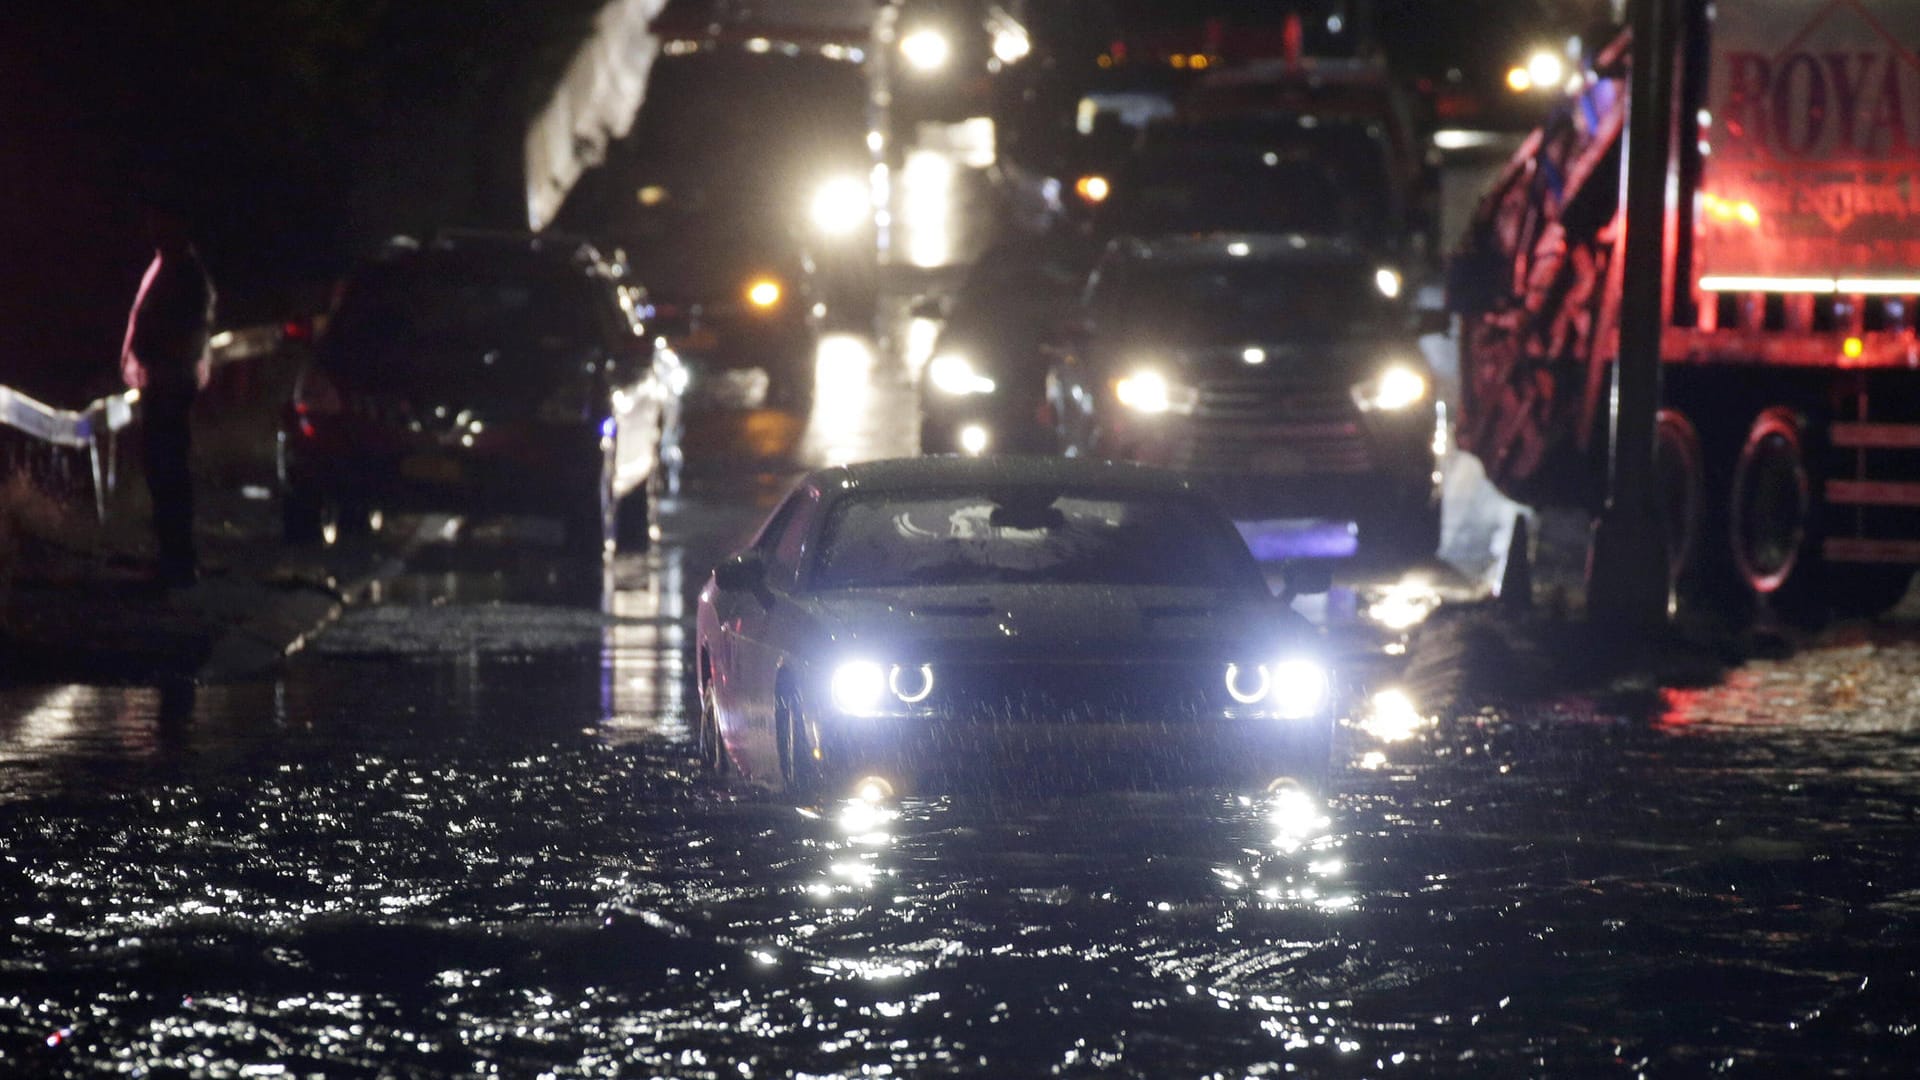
[5,551,1920,1077]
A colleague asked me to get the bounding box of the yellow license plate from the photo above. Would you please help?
[399,454,463,484]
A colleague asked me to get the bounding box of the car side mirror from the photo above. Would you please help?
[714,553,767,594]
[1278,560,1333,601]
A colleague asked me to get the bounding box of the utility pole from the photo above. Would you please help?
[1587,0,1675,626]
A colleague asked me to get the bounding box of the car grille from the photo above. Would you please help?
[916,660,1228,724]
[1168,377,1373,475]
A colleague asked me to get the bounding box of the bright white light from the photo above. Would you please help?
[1269,658,1329,720]
[811,176,870,235]
[928,353,996,396]
[1375,267,1403,299]
[1527,50,1566,89]
[831,661,888,717]
[958,424,990,456]
[1227,241,1252,257]
[888,664,935,703]
[1361,688,1427,742]
[746,278,782,308]
[901,28,951,72]
[992,26,1030,64]
[1353,364,1428,412]
[903,150,955,269]
[1242,347,1267,365]
[1074,175,1111,203]
[1115,370,1171,413]
[1225,663,1271,705]
[1698,276,1838,294]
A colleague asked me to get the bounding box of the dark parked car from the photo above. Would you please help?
[916,238,1094,455]
[693,455,1337,797]
[1046,233,1441,557]
[278,232,683,555]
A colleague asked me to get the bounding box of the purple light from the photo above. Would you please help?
[1235,518,1358,561]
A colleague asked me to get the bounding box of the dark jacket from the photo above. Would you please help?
[121,247,215,392]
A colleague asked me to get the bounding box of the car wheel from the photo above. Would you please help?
[283,485,323,544]
[698,667,729,776]
[775,683,822,799]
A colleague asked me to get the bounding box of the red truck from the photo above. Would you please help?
[1452,0,1920,619]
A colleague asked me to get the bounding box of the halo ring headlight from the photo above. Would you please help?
[1225,662,1272,705]
[889,664,935,704]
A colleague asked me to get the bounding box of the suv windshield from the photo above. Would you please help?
[321,257,612,390]
[1092,259,1399,342]
[810,489,1262,590]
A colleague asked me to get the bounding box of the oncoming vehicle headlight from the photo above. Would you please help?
[928,353,996,396]
[811,176,870,235]
[1351,363,1429,412]
[900,28,951,72]
[831,661,888,717]
[1114,369,1194,415]
[831,660,937,715]
[746,278,783,309]
[1224,657,1330,719]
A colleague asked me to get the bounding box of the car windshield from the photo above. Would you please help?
[810,489,1263,590]
[1104,157,1360,235]
[1093,258,1399,342]
[321,260,608,385]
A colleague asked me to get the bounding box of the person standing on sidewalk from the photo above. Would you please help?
[120,201,215,587]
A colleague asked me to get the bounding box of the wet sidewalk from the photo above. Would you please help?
[0,486,394,685]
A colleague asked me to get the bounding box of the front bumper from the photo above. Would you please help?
[283,416,603,514]
[800,658,1338,791]
[1099,401,1441,522]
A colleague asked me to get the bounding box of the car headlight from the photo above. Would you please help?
[1375,267,1403,299]
[1351,362,1429,412]
[1225,658,1330,719]
[746,277,783,310]
[1113,369,1194,415]
[900,28,951,72]
[928,353,996,396]
[811,176,870,235]
[831,660,888,717]
[832,661,936,716]
[1074,174,1111,204]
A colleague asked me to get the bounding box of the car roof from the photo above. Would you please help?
[1109,232,1365,266]
[804,455,1206,499]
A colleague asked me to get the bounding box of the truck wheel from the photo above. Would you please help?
[1653,409,1703,589]
[1728,408,1820,622]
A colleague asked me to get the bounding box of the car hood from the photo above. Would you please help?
[1095,334,1422,382]
[799,584,1309,661]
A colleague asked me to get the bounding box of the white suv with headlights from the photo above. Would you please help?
[1045,233,1442,559]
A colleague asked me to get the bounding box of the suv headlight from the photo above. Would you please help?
[1351,362,1429,412]
[928,353,996,396]
[811,176,870,235]
[900,28,951,72]
[1113,369,1195,415]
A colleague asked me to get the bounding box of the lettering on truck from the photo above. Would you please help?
[1700,0,1920,280]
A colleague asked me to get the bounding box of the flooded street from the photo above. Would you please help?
[6,134,1920,1080]
[7,349,1920,1075]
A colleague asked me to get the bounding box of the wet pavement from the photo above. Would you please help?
[6,143,1920,1078]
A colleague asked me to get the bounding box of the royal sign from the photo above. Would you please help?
[1699,0,1920,284]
